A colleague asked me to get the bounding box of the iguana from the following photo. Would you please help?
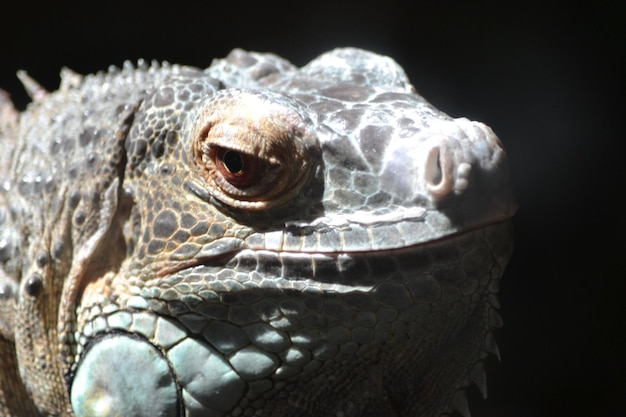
[0,48,516,417]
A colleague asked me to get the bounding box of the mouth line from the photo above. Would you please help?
[152,219,512,279]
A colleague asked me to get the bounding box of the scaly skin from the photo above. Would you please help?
[0,48,516,417]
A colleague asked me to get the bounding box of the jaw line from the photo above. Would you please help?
[151,219,512,279]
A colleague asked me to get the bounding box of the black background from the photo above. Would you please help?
[1,1,624,416]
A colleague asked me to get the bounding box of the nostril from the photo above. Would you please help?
[425,146,442,187]
[424,145,454,200]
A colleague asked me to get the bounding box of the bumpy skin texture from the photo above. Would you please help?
[0,49,516,417]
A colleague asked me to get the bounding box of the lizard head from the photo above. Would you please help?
[69,49,515,417]
[0,49,515,417]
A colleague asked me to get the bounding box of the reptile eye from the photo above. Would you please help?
[192,89,320,210]
[213,148,261,188]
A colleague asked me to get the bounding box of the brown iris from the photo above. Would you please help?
[213,147,261,188]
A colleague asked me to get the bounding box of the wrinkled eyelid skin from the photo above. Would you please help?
[190,88,321,210]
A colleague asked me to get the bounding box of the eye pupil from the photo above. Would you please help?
[213,148,258,187]
[222,150,244,174]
